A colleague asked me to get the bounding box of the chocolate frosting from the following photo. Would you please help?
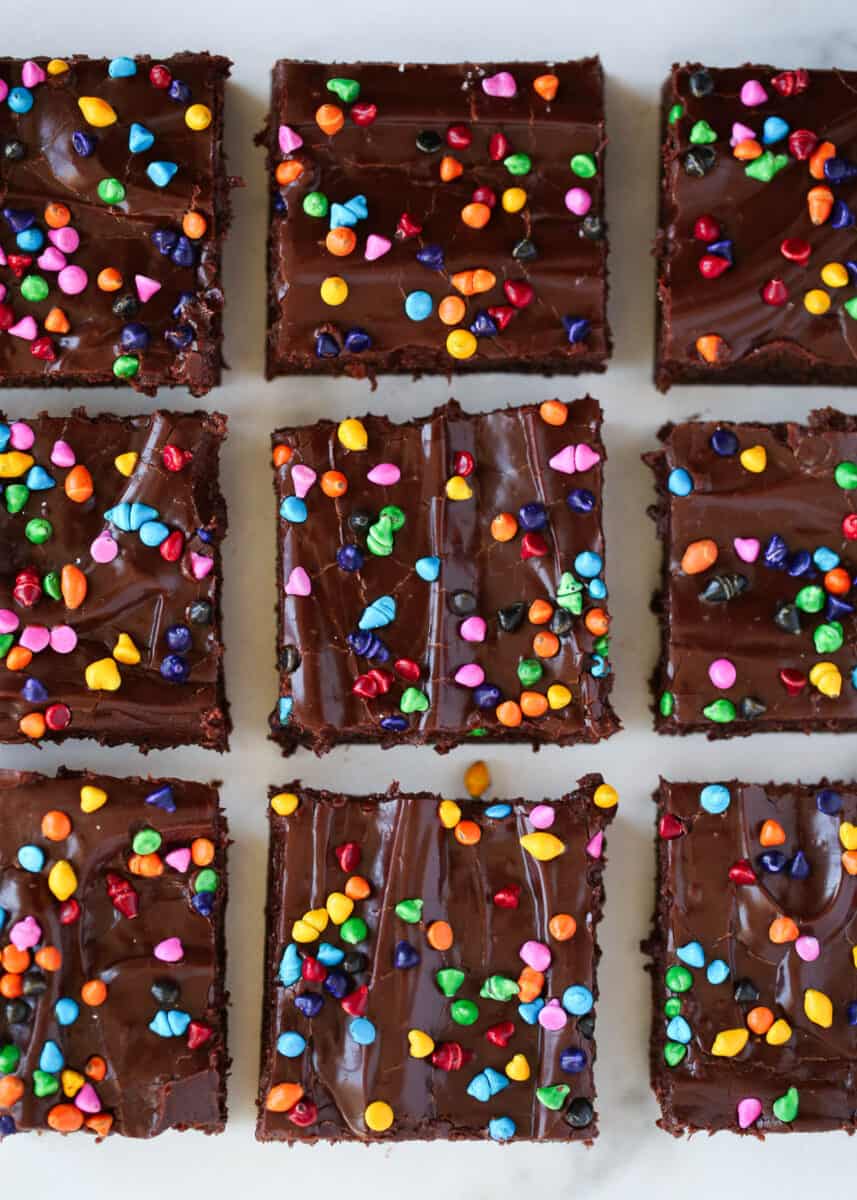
[0,54,229,395]
[264,59,609,377]
[657,64,857,387]
[257,777,613,1142]
[0,769,228,1139]
[650,778,857,1134]
[648,410,857,736]
[0,410,229,749]
[271,397,618,754]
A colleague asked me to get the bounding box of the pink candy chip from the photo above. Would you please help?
[278,124,304,154]
[22,60,45,88]
[190,552,214,581]
[708,657,737,690]
[37,247,67,272]
[0,81,8,104]
[91,532,119,564]
[154,936,184,963]
[365,234,391,261]
[733,537,760,563]
[50,625,78,654]
[795,935,820,962]
[165,847,192,873]
[565,188,592,216]
[291,464,317,498]
[548,445,577,474]
[731,121,756,146]
[10,915,42,951]
[537,998,567,1031]
[286,566,312,596]
[574,443,601,472]
[0,609,20,635]
[9,316,37,340]
[367,463,401,486]
[57,265,88,296]
[74,1083,101,1114]
[737,1097,762,1129]
[0,283,5,303]
[529,803,556,830]
[454,663,485,688]
[482,71,517,98]
[586,830,604,859]
[135,274,161,303]
[740,79,768,107]
[10,421,34,450]
[50,439,76,467]
[19,625,50,654]
[459,615,486,643]
[520,939,552,971]
[50,226,80,254]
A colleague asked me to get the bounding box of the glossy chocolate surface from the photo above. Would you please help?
[656,64,857,388]
[270,397,618,754]
[264,59,609,378]
[0,410,229,750]
[257,777,613,1142]
[650,778,857,1134]
[0,769,228,1139]
[0,54,229,395]
[648,411,857,736]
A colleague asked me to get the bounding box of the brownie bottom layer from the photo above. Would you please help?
[270,720,620,757]
[265,351,608,381]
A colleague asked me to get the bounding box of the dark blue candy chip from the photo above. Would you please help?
[470,310,498,338]
[146,784,176,813]
[165,623,192,653]
[120,322,150,351]
[196,527,213,544]
[788,850,811,879]
[392,940,420,970]
[831,200,855,229]
[21,677,48,703]
[171,236,196,267]
[315,332,340,358]
[824,156,857,184]
[826,594,854,622]
[344,328,372,353]
[518,502,548,531]
[323,969,353,999]
[3,207,35,233]
[416,243,444,270]
[380,714,409,732]
[165,324,194,349]
[347,630,389,660]
[0,1114,16,1137]
[160,653,190,684]
[337,544,364,572]
[168,79,191,104]
[473,683,502,710]
[757,850,786,874]
[847,261,857,284]
[706,239,733,263]
[192,891,215,917]
[563,316,591,344]
[71,130,97,157]
[710,428,738,456]
[567,488,595,514]
[847,1001,857,1026]
[273,192,287,214]
[294,992,324,1018]
[172,291,195,318]
[785,549,811,577]
[151,228,178,256]
[763,534,788,569]
[816,788,843,815]
[559,1047,588,1074]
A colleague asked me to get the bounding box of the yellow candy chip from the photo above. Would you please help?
[438,799,462,829]
[502,187,527,213]
[711,1028,748,1057]
[446,329,477,360]
[445,475,473,501]
[364,1101,394,1132]
[47,59,69,75]
[765,1018,792,1046]
[337,418,368,452]
[185,103,212,131]
[61,1069,84,1098]
[271,792,299,816]
[114,451,138,477]
[0,451,34,478]
[48,860,77,902]
[593,783,619,809]
[547,684,572,710]
[505,1053,530,1081]
[804,288,831,315]
[80,785,108,814]
[464,761,490,798]
[320,275,348,305]
[804,988,833,1028]
[326,891,354,925]
[520,832,566,862]
[821,261,849,288]
[291,919,321,944]
[112,632,141,665]
[84,658,121,692]
[78,96,118,127]
[407,1029,435,1058]
[810,661,842,697]
[852,945,857,969]
[739,444,767,474]
[303,908,329,933]
[840,822,857,851]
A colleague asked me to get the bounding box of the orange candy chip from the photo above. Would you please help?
[496,700,522,728]
[47,1103,84,1132]
[528,599,553,625]
[6,646,32,671]
[321,470,348,498]
[680,538,718,575]
[842,850,857,875]
[809,140,836,180]
[584,608,609,636]
[183,210,208,239]
[315,104,344,136]
[65,464,93,503]
[276,160,304,185]
[266,1082,304,1112]
[128,852,164,878]
[533,74,559,101]
[426,920,454,950]
[517,966,544,1002]
[491,512,517,542]
[0,1076,24,1107]
[273,444,293,468]
[86,1113,114,1139]
[81,979,108,1006]
[19,712,46,739]
[1,946,29,975]
[44,202,71,228]
[61,563,87,608]
[825,567,851,595]
[438,296,466,325]
[451,268,496,296]
[759,818,786,846]
[0,975,22,999]
[520,691,548,718]
[41,810,72,841]
[192,837,215,866]
[533,631,559,659]
[746,1006,774,1035]
[440,155,463,182]
[454,819,482,846]
[539,399,568,426]
[695,334,726,363]
[97,267,123,292]
[326,226,357,257]
[548,913,577,941]
[45,306,70,334]
[345,874,371,901]
[769,915,799,944]
[85,1056,107,1082]
[732,138,762,161]
[461,202,491,229]
[807,185,834,225]
[35,946,62,972]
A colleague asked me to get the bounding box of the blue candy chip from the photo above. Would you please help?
[280,496,308,523]
[484,803,512,819]
[518,999,544,1025]
[813,546,840,572]
[668,467,693,496]
[17,844,45,872]
[349,1018,376,1045]
[129,122,155,153]
[316,942,345,967]
[39,1040,64,1073]
[0,424,10,451]
[706,958,730,985]
[8,87,34,114]
[488,1116,516,1142]
[588,578,607,600]
[17,228,43,252]
[762,116,789,144]
[816,788,843,814]
[562,984,593,1016]
[108,56,138,78]
[55,998,79,1026]
[278,943,301,986]
[278,697,294,725]
[147,161,179,188]
[574,550,602,579]
[404,290,433,321]
[26,466,55,491]
[676,940,705,968]
[700,784,731,814]
[277,1031,307,1058]
[666,1016,692,1044]
[415,556,440,582]
[139,520,170,547]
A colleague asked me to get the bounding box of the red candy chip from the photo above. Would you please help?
[658,813,686,840]
[352,673,379,699]
[787,128,818,160]
[162,444,193,472]
[7,254,32,277]
[287,1099,318,1127]
[698,254,730,279]
[693,214,720,241]
[160,530,184,562]
[843,513,857,540]
[187,1021,212,1050]
[105,872,139,919]
[367,667,394,694]
[350,102,377,127]
[779,668,807,696]
[761,278,788,306]
[493,884,521,909]
[149,64,172,88]
[393,658,421,683]
[728,858,757,885]
[485,1021,516,1048]
[396,212,422,239]
[780,237,811,265]
[341,984,368,1016]
[489,132,509,161]
[503,279,534,308]
[430,1042,471,1071]
[520,532,548,560]
[471,186,496,208]
[771,69,809,97]
[0,303,14,330]
[334,841,361,873]
[59,899,81,925]
[45,703,71,731]
[453,451,475,477]
[487,305,516,331]
[301,956,327,983]
[13,567,41,608]
[446,123,472,149]
[30,336,56,361]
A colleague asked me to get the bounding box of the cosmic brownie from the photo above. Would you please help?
[270,397,618,755]
[0,410,229,750]
[649,777,857,1134]
[0,54,230,394]
[647,411,857,736]
[0,769,228,1140]
[263,59,609,378]
[656,64,857,390]
[257,775,617,1142]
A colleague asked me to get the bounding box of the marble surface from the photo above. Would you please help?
[3,0,857,1193]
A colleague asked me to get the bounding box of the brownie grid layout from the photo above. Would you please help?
[257,777,616,1142]
[270,397,618,755]
[264,59,609,378]
[648,411,857,736]
[0,411,229,750]
[0,770,228,1139]
[0,54,230,395]
[656,63,857,389]
[650,778,857,1135]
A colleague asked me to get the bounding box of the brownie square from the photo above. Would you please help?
[646,410,857,736]
[656,63,857,390]
[0,409,229,750]
[0,54,230,395]
[270,396,619,755]
[649,777,857,1135]
[263,59,610,379]
[256,774,616,1142]
[0,769,228,1140]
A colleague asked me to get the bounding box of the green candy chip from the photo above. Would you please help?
[703,698,735,724]
[326,77,360,103]
[665,964,693,993]
[668,103,684,125]
[835,460,857,489]
[302,191,329,217]
[340,916,368,944]
[5,483,29,513]
[663,1041,687,1068]
[43,571,61,601]
[536,1084,570,1110]
[25,518,52,544]
[395,898,423,924]
[503,153,531,176]
[570,153,597,178]
[450,999,479,1026]
[436,968,465,997]
[659,691,675,718]
[517,658,543,687]
[689,120,717,145]
[194,868,219,894]
[98,177,126,204]
[479,975,519,1002]
[132,828,162,856]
